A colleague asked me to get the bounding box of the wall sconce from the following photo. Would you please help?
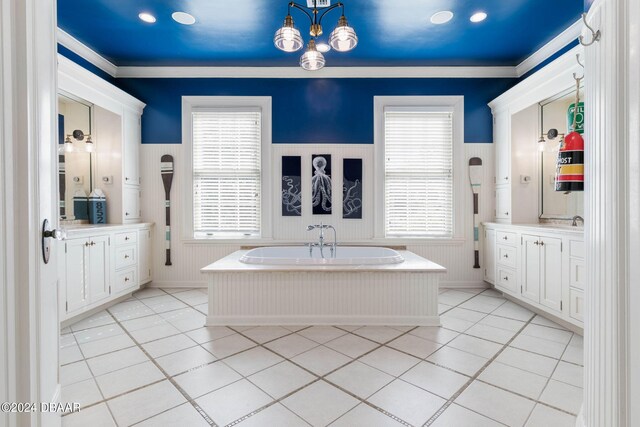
[68,129,94,153]
[539,128,564,151]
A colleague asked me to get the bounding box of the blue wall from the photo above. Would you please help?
[115,77,516,144]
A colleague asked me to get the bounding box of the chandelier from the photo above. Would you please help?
[274,1,358,71]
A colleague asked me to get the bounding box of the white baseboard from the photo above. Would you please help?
[145,280,207,289]
[440,281,489,289]
[147,280,486,290]
[206,315,441,327]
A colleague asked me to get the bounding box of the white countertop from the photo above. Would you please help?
[64,222,153,236]
[201,250,447,273]
[483,222,584,235]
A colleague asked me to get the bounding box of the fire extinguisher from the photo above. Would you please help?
[555,78,584,193]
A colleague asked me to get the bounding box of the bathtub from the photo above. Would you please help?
[202,248,446,326]
[239,246,404,266]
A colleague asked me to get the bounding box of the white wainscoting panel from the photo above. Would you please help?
[139,142,494,288]
[206,271,440,326]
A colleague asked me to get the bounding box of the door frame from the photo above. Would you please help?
[1,0,60,425]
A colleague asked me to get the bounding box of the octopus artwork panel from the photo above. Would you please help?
[281,155,302,216]
[312,154,332,215]
[343,158,363,219]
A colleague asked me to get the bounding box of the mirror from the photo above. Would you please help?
[58,93,94,220]
[539,88,584,219]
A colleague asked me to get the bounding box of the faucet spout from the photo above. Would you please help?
[572,215,584,227]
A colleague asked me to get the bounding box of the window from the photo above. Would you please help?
[375,97,463,239]
[183,97,271,240]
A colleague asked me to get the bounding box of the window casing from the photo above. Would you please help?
[182,97,272,240]
[374,96,464,240]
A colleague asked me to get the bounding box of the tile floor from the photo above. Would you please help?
[60,287,583,427]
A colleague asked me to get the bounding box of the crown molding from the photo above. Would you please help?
[115,65,518,79]
[56,21,581,80]
[57,28,117,77]
[515,19,582,77]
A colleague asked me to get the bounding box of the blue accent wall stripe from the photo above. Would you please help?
[57,44,116,84]
[115,77,517,144]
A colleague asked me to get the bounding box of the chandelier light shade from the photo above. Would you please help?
[274,15,304,52]
[329,15,357,52]
[275,1,357,70]
[299,39,325,71]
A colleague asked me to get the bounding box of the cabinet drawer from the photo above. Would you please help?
[115,268,137,292]
[569,258,586,290]
[115,231,137,246]
[496,267,517,293]
[496,231,518,247]
[115,245,137,270]
[570,240,585,259]
[569,288,585,322]
[496,244,517,268]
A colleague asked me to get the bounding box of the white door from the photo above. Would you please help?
[484,228,496,284]
[1,0,60,424]
[34,0,61,423]
[539,237,563,312]
[123,111,140,185]
[88,235,111,303]
[495,186,511,220]
[123,186,141,221]
[521,234,541,303]
[494,112,511,185]
[64,239,89,313]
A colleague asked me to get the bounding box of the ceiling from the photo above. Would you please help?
[57,0,583,67]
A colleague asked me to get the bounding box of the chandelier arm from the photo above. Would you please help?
[317,2,343,25]
[288,2,315,25]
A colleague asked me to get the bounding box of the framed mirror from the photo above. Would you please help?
[58,92,94,220]
[538,87,585,219]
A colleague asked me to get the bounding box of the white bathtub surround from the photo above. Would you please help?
[60,287,582,426]
[201,250,445,326]
[240,246,404,266]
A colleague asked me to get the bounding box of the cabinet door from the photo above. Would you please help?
[494,112,511,185]
[521,234,540,303]
[123,187,141,221]
[539,236,563,312]
[64,238,89,313]
[88,235,110,303]
[138,228,152,285]
[495,186,511,220]
[484,228,496,284]
[123,112,141,185]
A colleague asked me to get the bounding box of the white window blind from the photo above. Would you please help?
[192,109,262,237]
[384,109,454,237]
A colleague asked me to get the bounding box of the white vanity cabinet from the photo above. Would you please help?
[484,223,583,328]
[60,223,153,323]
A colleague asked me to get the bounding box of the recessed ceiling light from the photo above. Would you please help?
[172,11,196,25]
[138,12,156,23]
[430,11,454,25]
[316,42,331,53]
[470,12,488,23]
